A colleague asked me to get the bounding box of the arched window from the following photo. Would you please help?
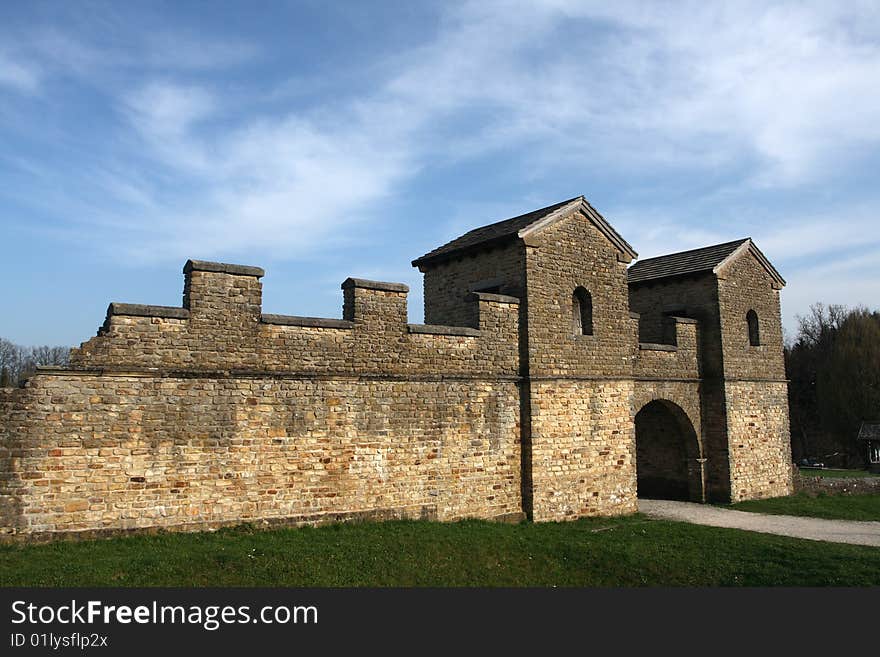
[747,310,760,346]
[572,287,593,336]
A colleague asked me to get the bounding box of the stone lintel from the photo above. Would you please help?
[261,314,353,329]
[108,303,190,320]
[407,324,481,337]
[341,278,409,293]
[465,291,520,304]
[668,315,698,324]
[183,260,265,278]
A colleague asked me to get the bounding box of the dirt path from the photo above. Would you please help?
[638,499,880,547]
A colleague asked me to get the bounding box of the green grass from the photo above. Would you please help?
[729,492,880,521]
[2,515,879,587]
[798,468,880,478]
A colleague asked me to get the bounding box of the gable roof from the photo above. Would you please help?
[627,239,748,284]
[627,238,786,289]
[412,196,637,268]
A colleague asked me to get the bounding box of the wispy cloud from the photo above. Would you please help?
[12,2,880,248]
[782,254,880,335]
[1,1,878,335]
[90,2,879,253]
[428,1,880,185]
[0,51,41,93]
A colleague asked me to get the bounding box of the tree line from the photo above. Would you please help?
[0,338,70,387]
[786,303,880,467]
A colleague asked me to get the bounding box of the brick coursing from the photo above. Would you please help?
[725,382,792,500]
[3,374,521,535]
[1,203,794,539]
[717,251,792,500]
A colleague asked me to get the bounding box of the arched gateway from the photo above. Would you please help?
[635,400,704,502]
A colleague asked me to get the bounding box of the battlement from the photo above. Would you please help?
[71,260,521,378]
[634,315,701,380]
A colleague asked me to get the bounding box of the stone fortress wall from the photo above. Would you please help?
[0,197,793,539]
[1,264,523,537]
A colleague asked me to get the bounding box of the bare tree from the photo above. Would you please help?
[796,302,846,348]
[0,338,71,386]
[28,345,70,367]
[0,338,25,386]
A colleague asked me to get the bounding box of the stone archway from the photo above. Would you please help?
[635,400,704,502]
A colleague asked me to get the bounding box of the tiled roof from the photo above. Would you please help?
[627,239,750,284]
[858,422,880,441]
[412,197,582,267]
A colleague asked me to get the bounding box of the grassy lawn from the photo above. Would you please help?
[1,515,879,587]
[798,468,880,478]
[729,492,880,521]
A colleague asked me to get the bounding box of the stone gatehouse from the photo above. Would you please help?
[0,196,793,539]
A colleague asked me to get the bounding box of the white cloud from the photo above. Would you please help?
[611,198,880,333]
[753,209,880,263]
[109,82,416,260]
[7,1,880,288]
[0,52,40,93]
[782,252,880,334]
[124,82,216,138]
[376,1,880,185]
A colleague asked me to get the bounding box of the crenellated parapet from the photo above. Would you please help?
[633,316,700,380]
[71,260,521,378]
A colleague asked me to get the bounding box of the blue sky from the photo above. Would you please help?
[1,0,878,347]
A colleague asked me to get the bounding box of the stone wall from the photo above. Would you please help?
[528,379,636,521]
[0,387,27,533]
[522,210,638,520]
[524,210,636,379]
[628,273,721,377]
[1,262,524,539]
[717,251,793,500]
[725,381,793,501]
[2,372,521,537]
[419,242,525,327]
[72,263,519,377]
[794,470,880,495]
[633,318,700,380]
[716,251,786,380]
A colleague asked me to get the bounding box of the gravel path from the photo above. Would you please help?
[638,499,880,547]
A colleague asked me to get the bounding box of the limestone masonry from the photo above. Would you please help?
[0,196,793,539]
